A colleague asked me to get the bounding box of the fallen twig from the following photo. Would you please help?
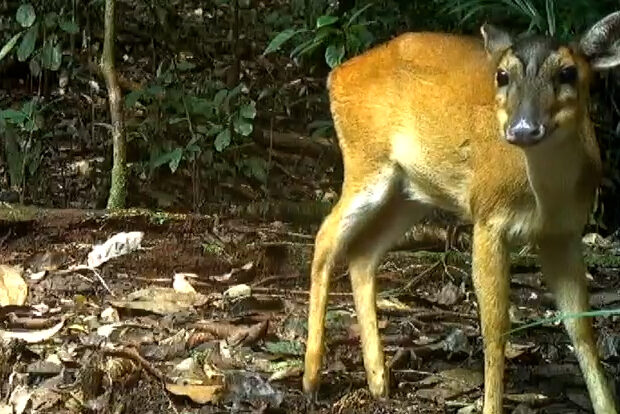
[102,346,168,383]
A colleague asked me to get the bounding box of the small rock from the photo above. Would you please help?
[457,399,482,414]
[589,291,620,308]
[224,284,252,299]
[437,282,460,306]
[598,333,620,360]
[442,329,470,355]
[582,233,610,247]
[100,307,119,323]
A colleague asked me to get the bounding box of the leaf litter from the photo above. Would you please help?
[0,216,619,413]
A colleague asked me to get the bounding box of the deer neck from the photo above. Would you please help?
[523,128,588,219]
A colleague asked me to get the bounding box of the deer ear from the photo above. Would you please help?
[579,11,620,71]
[481,23,513,61]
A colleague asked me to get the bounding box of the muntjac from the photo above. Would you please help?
[303,12,620,414]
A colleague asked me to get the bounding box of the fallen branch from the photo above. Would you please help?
[102,346,168,383]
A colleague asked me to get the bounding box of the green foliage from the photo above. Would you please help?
[16,4,36,28]
[439,0,619,39]
[125,60,264,184]
[264,2,376,68]
[263,340,305,356]
[0,2,78,74]
[0,98,45,192]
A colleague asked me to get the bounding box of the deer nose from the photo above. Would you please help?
[506,119,546,146]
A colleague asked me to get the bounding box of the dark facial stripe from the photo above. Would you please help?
[512,35,561,77]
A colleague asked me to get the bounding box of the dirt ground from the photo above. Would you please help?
[0,211,619,413]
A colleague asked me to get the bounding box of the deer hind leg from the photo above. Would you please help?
[347,195,430,397]
[303,167,428,398]
[539,235,618,414]
[472,223,510,414]
[303,168,396,397]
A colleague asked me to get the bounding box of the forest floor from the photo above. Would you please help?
[1,208,619,414]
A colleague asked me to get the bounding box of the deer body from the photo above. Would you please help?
[304,15,620,414]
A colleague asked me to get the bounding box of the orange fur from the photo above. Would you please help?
[303,20,620,414]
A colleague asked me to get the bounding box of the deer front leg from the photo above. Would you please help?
[472,223,510,414]
[539,235,617,414]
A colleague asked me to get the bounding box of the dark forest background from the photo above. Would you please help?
[1,0,619,232]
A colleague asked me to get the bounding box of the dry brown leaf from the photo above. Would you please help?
[505,341,537,359]
[165,383,225,404]
[0,319,64,343]
[268,365,303,381]
[190,320,268,348]
[110,287,208,315]
[210,262,254,283]
[9,385,31,414]
[194,321,239,338]
[376,297,411,312]
[173,273,197,293]
[0,265,28,306]
[228,321,268,346]
[417,368,484,401]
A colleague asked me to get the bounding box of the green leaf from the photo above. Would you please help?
[225,83,244,108]
[23,118,37,132]
[152,147,183,172]
[309,119,334,138]
[214,129,231,152]
[17,24,38,62]
[16,4,36,28]
[59,17,79,34]
[27,140,42,175]
[325,43,345,68]
[316,15,339,28]
[308,119,333,129]
[44,12,58,29]
[243,157,268,184]
[41,41,61,71]
[263,28,303,55]
[0,32,23,62]
[233,116,253,136]
[187,96,213,115]
[207,124,223,136]
[168,147,183,173]
[28,57,40,77]
[50,43,62,70]
[4,129,24,187]
[346,3,374,27]
[22,99,36,116]
[168,117,187,125]
[125,90,143,108]
[0,109,27,124]
[290,27,335,58]
[213,89,228,108]
[146,85,164,97]
[239,102,256,119]
[176,60,196,71]
[264,340,305,356]
[195,124,209,134]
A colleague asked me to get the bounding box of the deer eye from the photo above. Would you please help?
[559,66,578,84]
[496,69,509,87]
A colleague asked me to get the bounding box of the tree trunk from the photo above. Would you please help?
[101,0,127,209]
